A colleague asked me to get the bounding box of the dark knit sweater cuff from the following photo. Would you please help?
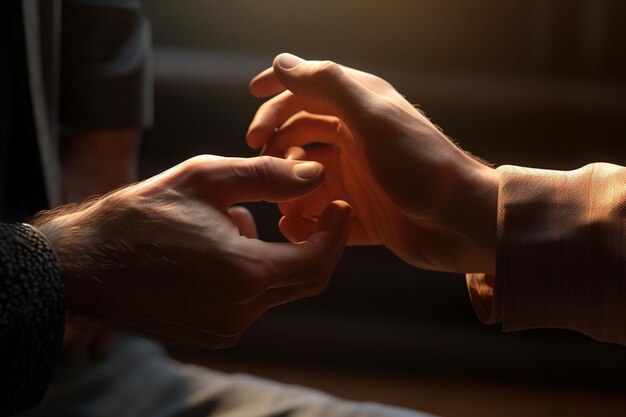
[0,223,65,416]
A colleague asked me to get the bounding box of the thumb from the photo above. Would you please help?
[271,53,372,123]
[207,156,326,207]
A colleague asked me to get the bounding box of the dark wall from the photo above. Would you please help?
[144,0,626,77]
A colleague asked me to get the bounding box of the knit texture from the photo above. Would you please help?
[0,223,65,416]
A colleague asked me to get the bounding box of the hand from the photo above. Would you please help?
[247,53,498,274]
[34,155,351,348]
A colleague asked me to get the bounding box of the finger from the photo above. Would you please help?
[276,145,345,218]
[271,53,375,125]
[285,146,305,160]
[250,56,395,99]
[281,214,375,247]
[262,114,345,157]
[247,90,335,149]
[245,200,351,289]
[249,67,286,98]
[186,155,325,207]
[278,174,343,218]
[249,218,353,312]
[253,208,373,311]
[228,206,258,239]
[279,215,318,242]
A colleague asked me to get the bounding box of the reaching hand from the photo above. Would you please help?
[248,53,498,274]
[34,155,351,348]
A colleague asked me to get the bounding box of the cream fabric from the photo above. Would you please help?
[468,163,626,345]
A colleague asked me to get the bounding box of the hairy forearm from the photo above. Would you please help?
[31,197,106,317]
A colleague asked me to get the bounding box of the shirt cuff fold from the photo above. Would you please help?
[466,163,626,345]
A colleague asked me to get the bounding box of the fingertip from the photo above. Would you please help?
[228,206,258,239]
[279,215,318,243]
[274,53,305,70]
[249,77,263,98]
[285,146,306,160]
[292,161,324,181]
[249,67,278,98]
[318,200,352,233]
[245,128,265,150]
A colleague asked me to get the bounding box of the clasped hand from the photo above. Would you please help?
[36,53,499,351]
[247,53,498,275]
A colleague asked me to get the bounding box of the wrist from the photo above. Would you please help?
[31,208,101,318]
[447,158,499,274]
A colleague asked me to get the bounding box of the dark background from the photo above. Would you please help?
[139,0,626,395]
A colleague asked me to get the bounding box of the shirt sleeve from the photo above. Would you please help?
[0,223,66,415]
[467,163,626,345]
[59,0,153,130]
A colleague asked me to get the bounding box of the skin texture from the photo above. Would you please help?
[247,53,499,275]
[35,155,351,348]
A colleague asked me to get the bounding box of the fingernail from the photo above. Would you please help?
[277,53,304,69]
[293,162,322,180]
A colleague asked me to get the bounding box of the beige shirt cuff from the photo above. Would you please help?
[466,163,626,345]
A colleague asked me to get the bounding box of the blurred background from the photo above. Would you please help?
[139,1,626,416]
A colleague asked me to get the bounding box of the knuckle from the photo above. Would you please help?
[181,155,214,173]
[245,155,276,184]
[177,155,221,187]
[311,60,344,84]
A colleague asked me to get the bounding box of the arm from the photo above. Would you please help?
[2,154,349,415]
[247,53,626,345]
[34,155,350,347]
[58,0,151,357]
[0,224,65,416]
[248,53,498,275]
